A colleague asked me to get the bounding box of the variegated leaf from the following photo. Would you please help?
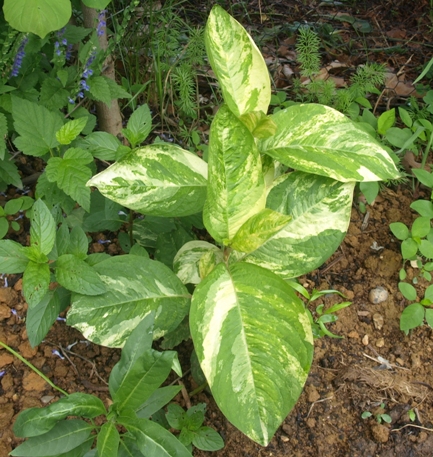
[234,172,355,278]
[203,105,266,244]
[239,111,277,139]
[205,5,271,117]
[67,255,190,347]
[173,241,223,285]
[87,144,208,217]
[190,262,313,446]
[230,208,291,252]
[259,104,400,182]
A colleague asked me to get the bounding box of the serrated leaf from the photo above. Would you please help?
[26,289,63,347]
[40,78,69,111]
[88,75,112,105]
[104,77,132,100]
[0,158,22,188]
[4,0,71,38]
[82,190,124,232]
[122,104,152,148]
[173,241,223,285]
[230,208,291,252]
[0,239,29,272]
[56,254,106,295]
[203,105,266,244]
[67,255,190,347]
[9,419,93,456]
[400,303,425,333]
[259,104,400,182]
[205,6,270,116]
[35,172,75,215]
[192,426,224,451]
[236,171,354,279]
[88,144,208,217]
[117,416,192,457]
[46,148,93,211]
[190,262,313,446]
[97,422,119,457]
[56,118,88,145]
[30,199,56,255]
[22,261,50,308]
[80,131,121,161]
[12,96,62,156]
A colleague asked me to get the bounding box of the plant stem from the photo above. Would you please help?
[129,210,134,247]
[0,340,69,396]
[189,381,208,397]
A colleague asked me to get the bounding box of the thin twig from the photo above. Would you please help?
[392,424,433,432]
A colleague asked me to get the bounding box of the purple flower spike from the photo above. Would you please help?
[68,97,75,104]
[80,80,90,91]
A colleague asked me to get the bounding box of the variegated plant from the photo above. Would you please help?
[78,5,400,447]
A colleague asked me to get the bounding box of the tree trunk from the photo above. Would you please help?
[81,4,123,137]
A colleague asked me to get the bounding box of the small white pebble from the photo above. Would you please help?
[369,287,388,304]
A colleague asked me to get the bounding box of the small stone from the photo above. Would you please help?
[348,330,360,339]
[280,434,289,442]
[305,385,320,403]
[362,334,369,346]
[369,287,388,304]
[373,313,384,330]
[375,338,385,348]
[396,357,405,366]
[41,395,55,404]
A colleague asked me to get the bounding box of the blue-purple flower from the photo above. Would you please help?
[97,10,107,37]
[10,35,28,77]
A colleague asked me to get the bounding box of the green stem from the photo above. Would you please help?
[0,340,69,396]
[129,210,134,247]
[189,381,208,397]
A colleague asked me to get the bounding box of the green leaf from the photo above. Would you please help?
[203,105,266,244]
[68,226,88,259]
[377,108,395,135]
[412,217,431,238]
[192,426,224,451]
[412,169,433,188]
[105,77,132,100]
[190,262,313,446]
[0,218,8,239]
[239,111,277,139]
[0,158,22,188]
[166,403,186,429]
[135,386,182,419]
[14,394,105,438]
[400,303,425,333]
[173,241,223,285]
[4,198,23,215]
[35,172,75,215]
[205,6,270,117]
[22,261,50,308]
[12,96,62,156]
[117,416,192,457]
[9,419,93,456]
[82,190,124,232]
[97,422,119,457]
[26,289,62,347]
[122,104,152,148]
[46,148,92,211]
[359,181,379,205]
[259,104,400,182]
[109,312,155,395]
[67,255,190,347]
[88,144,208,217]
[399,107,413,128]
[4,0,71,38]
[230,208,291,252]
[398,282,417,301]
[401,238,418,259]
[88,76,112,105]
[425,308,433,328]
[56,118,88,145]
[56,254,106,295]
[82,0,112,8]
[112,350,176,413]
[419,239,433,259]
[79,132,121,161]
[0,239,29,273]
[410,200,433,218]
[425,284,433,302]
[390,222,410,240]
[30,199,56,255]
[40,78,69,111]
[0,113,7,160]
[237,172,354,279]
